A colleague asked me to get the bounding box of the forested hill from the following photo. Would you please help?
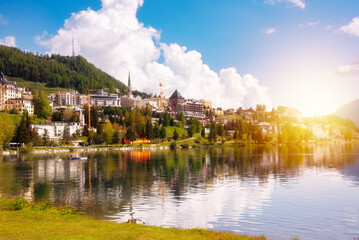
[0,45,127,94]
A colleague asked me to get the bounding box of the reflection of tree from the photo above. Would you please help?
[0,144,359,219]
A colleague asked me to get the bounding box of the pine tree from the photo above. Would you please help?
[201,127,205,138]
[160,126,166,140]
[145,118,154,140]
[178,111,185,128]
[173,129,179,141]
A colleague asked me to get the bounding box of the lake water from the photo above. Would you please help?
[1,144,359,239]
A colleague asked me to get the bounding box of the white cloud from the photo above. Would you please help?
[337,64,359,76]
[37,0,271,109]
[265,0,305,9]
[0,36,16,47]
[265,28,277,34]
[308,21,319,26]
[340,17,359,37]
[0,14,8,25]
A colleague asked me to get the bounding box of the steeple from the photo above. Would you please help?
[127,71,132,97]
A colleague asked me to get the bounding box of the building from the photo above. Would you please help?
[90,90,120,107]
[0,72,30,109]
[213,108,224,117]
[277,106,303,122]
[169,89,205,120]
[52,106,85,126]
[224,109,235,115]
[49,91,87,107]
[4,98,34,115]
[120,95,147,108]
[200,99,212,109]
[33,122,83,142]
[127,72,132,97]
[169,90,185,113]
[178,99,205,120]
[256,122,282,134]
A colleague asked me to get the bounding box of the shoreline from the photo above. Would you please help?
[1,140,356,156]
[0,198,266,240]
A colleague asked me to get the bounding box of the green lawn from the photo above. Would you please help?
[165,126,187,138]
[0,198,266,240]
[0,112,21,124]
[6,76,70,93]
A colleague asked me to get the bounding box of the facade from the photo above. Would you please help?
[169,90,185,113]
[90,90,120,107]
[33,122,83,142]
[213,108,224,116]
[169,90,205,120]
[256,122,282,134]
[224,109,235,115]
[4,98,34,115]
[200,99,212,109]
[178,99,205,120]
[49,91,87,107]
[277,106,303,122]
[1,72,30,109]
[120,95,147,108]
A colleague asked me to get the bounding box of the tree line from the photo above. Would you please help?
[0,45,126,94]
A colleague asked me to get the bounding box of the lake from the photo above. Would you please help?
[1,144,359,239]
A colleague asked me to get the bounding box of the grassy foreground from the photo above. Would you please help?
[0,198,265,240]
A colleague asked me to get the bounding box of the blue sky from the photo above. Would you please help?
[1,0,359,115]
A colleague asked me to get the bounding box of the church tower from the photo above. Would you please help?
[127,71,132,97]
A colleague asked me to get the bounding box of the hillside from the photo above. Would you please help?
[0,45,127,94]
[335,99,359,127]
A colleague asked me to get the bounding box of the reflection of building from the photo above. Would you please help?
[90,90,120,107]
[49,91,87,107]
[33,122,83,141]
[4,98,34,115]
[124,151,151,162]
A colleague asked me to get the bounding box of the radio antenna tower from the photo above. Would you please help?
[72,37,75,57]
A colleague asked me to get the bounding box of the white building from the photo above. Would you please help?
[33,122,83,142]
[4,98,34,115]
[90,90,120,107]
[1,72,31,110]
[49,91,87,107]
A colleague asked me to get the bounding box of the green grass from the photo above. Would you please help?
[6,76,70,93]
[0,198,265,240]
[0,112,21,124]
[165,126,187,138]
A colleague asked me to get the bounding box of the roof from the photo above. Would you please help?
[170,89,183,99]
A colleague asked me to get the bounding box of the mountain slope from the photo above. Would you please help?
[0,45,126,94]
[335,99,359,127]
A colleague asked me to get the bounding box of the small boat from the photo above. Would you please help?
[61,157,82,161]
[59,154,87,161]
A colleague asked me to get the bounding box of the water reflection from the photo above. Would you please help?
[0,144,359,239]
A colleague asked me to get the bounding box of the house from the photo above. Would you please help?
[33,122,83,142]
[4,98,34,115]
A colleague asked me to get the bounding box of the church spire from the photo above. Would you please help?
[127,71,132,97]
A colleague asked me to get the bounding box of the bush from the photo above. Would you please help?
[181,143,189,149]
[20,143,33,153]
[170,141,177,149]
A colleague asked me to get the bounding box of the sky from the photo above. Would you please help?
[1,0,359,116]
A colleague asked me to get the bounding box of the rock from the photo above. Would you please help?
[127,218,145,225]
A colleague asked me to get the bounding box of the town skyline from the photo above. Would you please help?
[1,0,359,116]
